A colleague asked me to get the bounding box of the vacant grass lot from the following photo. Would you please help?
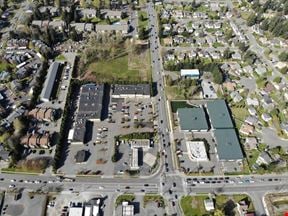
[181,196,209,216]
[85,48,151,83]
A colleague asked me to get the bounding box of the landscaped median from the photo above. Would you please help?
[180,194,255,216]
[143,194,165,208]
[115,194,135,207]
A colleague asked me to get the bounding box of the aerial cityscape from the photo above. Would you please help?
[0,0,287,215]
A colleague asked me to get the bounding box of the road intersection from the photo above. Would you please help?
[0,2,287,216]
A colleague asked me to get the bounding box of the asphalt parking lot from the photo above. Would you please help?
[2,190,47,216]
[60,97,158,176]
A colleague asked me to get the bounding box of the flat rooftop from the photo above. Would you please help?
[177,107,209,131]
[112,84,150,97]
[40,62,60,102]
[186,141,208,161]
[78,83,104,120]
[206,100,234,129]
[214,129,243,160]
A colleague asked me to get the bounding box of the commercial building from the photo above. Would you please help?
[78,84,104,121]
[130,148,139,170]
[180,69,200,79]
[206,100,234,129]
[122,202,134,216]
[69,202,83,216]
[186,141,208,161]
[40,62,61,102]
[213,129,243,161]
[177,107,209,132]
[71,84,104,145]
[84,198,100,216]
[112,84,150,99]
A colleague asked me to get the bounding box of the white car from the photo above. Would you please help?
[10,179,16,182]
[9,184,15,188]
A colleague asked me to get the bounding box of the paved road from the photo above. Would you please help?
[1,2,288,216]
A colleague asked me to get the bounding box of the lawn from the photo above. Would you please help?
[143,194,165,207]
[247,149,260,168]
[231,107,249,129]
[0,60,13,71]
[180,196,209,216]
[115,194,135,207]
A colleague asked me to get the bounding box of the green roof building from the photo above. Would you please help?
[206,100,234,129]
[177,107,209,132]
[214,129,243,161]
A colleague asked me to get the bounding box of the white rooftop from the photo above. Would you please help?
[143,152,157,167]
[186,141,208,161]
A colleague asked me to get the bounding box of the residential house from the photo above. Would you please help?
[246,97,259,106]
[173,10,183,19]
[101,9,122,19]
[261,113,272,122]
[244,137,258,150]
[264,82,274,93]
[262,94,274,110]
[245,116,258,126]
[240,124,254,135]
[230,91,243,103]
[20,133,50,148]
[232,52,241,60]
[95,24,128,34]
[255,66,267,76]
[166,53,175,61]
[187,50,197,59]
[248,106,257,116]
[243,65,253,74]
[255,151,273,166]
[223,81,236,92]
[281,123,288,135]
[79,8,96,18]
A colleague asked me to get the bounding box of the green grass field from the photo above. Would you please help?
[84,46,151,83]
[180,196,209,216]
[88,55,140,83]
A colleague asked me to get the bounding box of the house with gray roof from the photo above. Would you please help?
[177,107,209,132]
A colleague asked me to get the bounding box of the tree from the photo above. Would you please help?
[223,48,233,59]
[213,70,224,84]
[279,52,288,62]
[236,42,249,52]
[214,209,225,216]
[138,27,147,40]
[69,28,79,41]
[247,13,257,26]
